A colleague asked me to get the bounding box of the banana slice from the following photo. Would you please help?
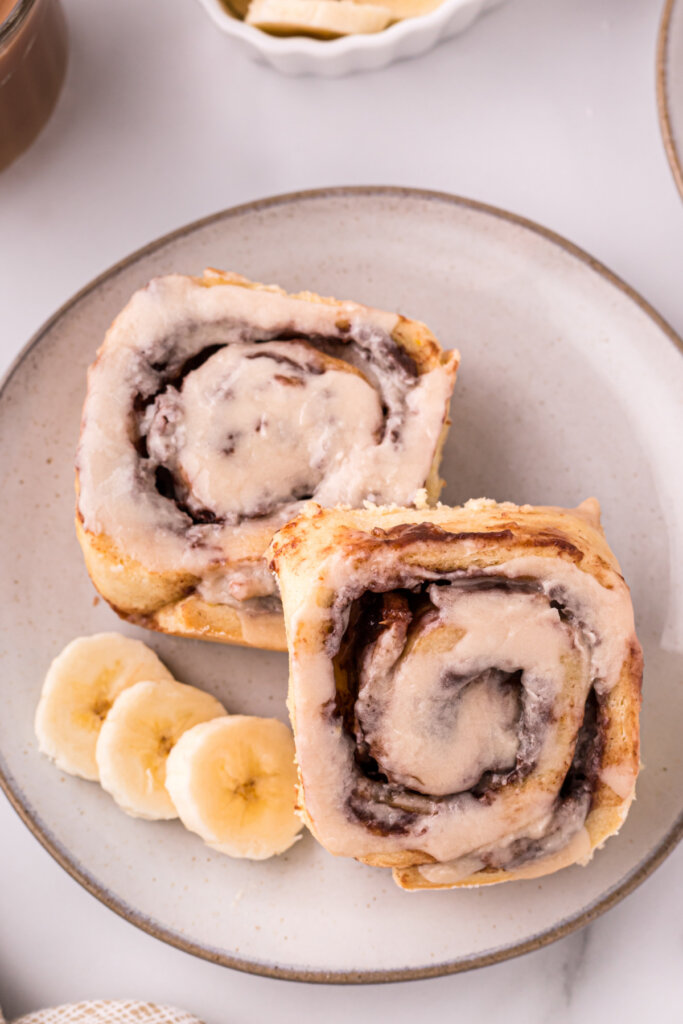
[96,679,227,820]
[165,716,303,860]
[246,0,392,38]
[35,633,174,781]
[352,0,442,18]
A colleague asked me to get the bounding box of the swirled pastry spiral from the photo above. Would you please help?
[268,499,642,888]
[75,270,458,650]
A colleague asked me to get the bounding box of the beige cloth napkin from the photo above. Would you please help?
[1,1001,205,1024]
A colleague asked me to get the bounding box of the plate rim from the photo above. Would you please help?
[657,0,683,201]
[1,185,682,984]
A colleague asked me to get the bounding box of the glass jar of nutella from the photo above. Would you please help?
[0,0,68,173]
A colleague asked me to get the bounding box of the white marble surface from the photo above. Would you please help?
[0,0,681,1018]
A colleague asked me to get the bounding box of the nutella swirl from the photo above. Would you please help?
[333,580,599,869]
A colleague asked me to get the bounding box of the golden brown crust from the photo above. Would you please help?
[269,498,626,635]
[143,593,287,650]
[75,515,197,617]
[76,511,286,650]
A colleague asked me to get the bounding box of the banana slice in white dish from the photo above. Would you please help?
[245,0,392,38]
[351,0,442,17]
[34,633,175,781]
[96,679,227,820]
[165,716,303,860]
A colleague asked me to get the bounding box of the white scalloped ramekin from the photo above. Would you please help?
[195,0,508,76]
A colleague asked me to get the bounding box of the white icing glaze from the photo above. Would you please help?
[414,825,593,887]
[357,590,573,796]
[195,560,278,606]
[148,341,384,519]
[313,368,452,508]
[77,275,457,592]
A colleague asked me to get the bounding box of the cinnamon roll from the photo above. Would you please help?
[75,270,458,650]
[268,499,642,888]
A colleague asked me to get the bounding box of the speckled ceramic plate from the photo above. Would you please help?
[658,0,683,199]
[1,188,682,983]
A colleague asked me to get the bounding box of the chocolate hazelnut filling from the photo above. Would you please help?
[329,576,603,866]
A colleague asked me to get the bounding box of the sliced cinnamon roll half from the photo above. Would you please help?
[268,499,642,888]
[75,270,458,650]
